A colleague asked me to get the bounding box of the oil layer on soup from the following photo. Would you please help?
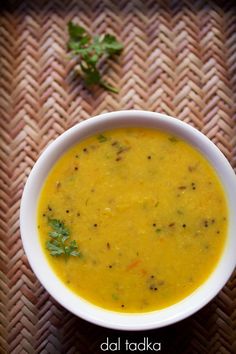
[37,128,228,312]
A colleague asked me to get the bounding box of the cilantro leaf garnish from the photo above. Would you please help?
[46,218,81,258]
[97,134,108,143]
[68,21,123,93]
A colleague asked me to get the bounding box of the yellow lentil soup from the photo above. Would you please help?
[37,128,227,312]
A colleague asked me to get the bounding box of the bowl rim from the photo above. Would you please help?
[20,110,236,330]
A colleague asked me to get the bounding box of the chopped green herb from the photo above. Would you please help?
[168,136,178,143]
[156,228,162,233]
[68,21,123,93]
[46,218,81,258]
[97,134,108,143]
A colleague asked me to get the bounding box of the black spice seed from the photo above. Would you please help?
[121,304,125,308]
[77,212,80,217]
[107,242,110,249]
[75,155,79,158]
[43,213,46,217]
[182,224,186,228]
[48,206,52,211]
[116,157,122,162]
[204,220,208,227]
[147,155,152,160]
[150,275,155,279]
[94,223,97,227]
[149,284,158,291]
[152,223,156,227]
[83,148,87,152]
[217,230,220,234]
[66,210,69,213]
[211,219,215,224]
[74,166,78,171]
[109,265,112,269]
[169,222,175,227]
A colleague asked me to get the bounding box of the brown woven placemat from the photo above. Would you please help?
[0,0,236,353]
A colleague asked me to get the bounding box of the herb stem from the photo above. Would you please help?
[100,80,119,93]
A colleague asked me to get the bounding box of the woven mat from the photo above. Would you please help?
[0,0,236,353]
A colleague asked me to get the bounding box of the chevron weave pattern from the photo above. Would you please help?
[0,1,236,353]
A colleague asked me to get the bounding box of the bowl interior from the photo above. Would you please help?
[20,110,236,330]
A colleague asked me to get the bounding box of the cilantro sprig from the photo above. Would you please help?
[97,134,108,143]
[68,21,123,93]
[46,218,81,258]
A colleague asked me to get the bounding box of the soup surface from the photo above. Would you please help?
[38,127,227,312]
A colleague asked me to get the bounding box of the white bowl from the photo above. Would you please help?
[20,110,236,330]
